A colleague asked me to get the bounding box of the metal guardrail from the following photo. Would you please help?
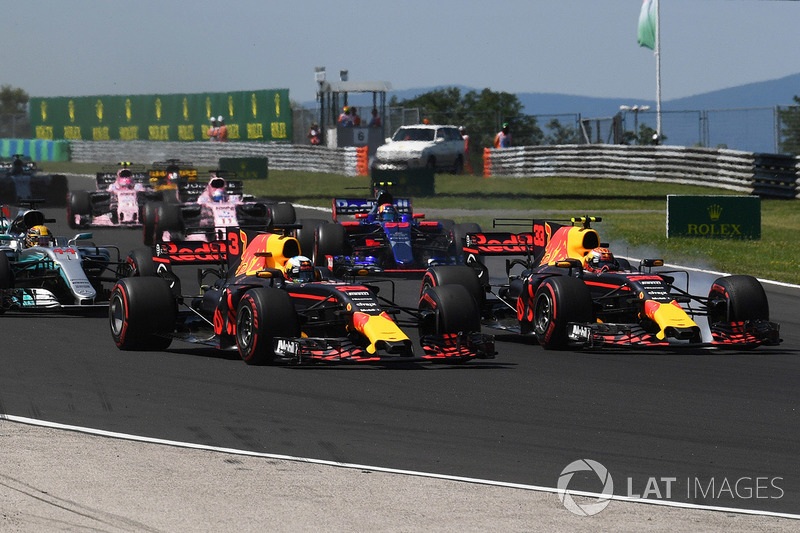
[68,140,363,176]
[484,144,799,199]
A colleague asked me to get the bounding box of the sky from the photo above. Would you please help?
[2,0,800,106]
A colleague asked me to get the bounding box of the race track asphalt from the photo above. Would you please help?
[1,179,798,530]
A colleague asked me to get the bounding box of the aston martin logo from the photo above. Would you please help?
[228,95,234,118]
[68,100,75,122]
[707,204,722,221]
[156,98,162,121]
[96,100,104,122]
[125,99,132,122]
[40,101,47,121]
[274,93,281,117]
[251,93,257,117]
[183,97,189,121]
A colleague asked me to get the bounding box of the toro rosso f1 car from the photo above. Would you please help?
[310,188,475,277]
[422,216,781,351]
[109,227,495,364]
[0,206,129,312]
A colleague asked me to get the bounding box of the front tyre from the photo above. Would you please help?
[235,288,300,365]
[419,284,480,337]
[109,277,176,350]
[707,275,769,324]
[532,276,593,350]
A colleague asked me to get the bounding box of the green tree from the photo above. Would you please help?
[778,96,800,155]
[544,118,580,145]
[0,85,29,115]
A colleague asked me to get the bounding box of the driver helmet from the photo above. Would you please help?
[26,225,53,248]
[286,255,315,283]
[116,168,133,188]
[208,176,227,202]
[584,247,616,272]
[377,203,397,222]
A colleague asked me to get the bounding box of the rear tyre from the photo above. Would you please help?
[707,275,769,324]
[45,175,69,207]
[154,203,184,242]
[235,288,300,365]
[109,277,176,351]
[532,276,593,350]
[67,190,92,229]
[296,218,326,258]
[270,202,296,225]
[142,202,160,245]
[314,223,348,266]
[418,284,480,337]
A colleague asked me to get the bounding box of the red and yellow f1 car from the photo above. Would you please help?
[109,227,495,364]
[422,217,781,350]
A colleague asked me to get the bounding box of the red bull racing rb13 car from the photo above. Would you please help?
[109,227,495,364]
[421,216,781,350]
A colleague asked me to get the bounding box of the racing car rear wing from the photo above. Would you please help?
[95,164,149,190]
[331,198,412,222]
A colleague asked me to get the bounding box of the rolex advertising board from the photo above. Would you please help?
[666,195,760,239]
[29,90,290,143]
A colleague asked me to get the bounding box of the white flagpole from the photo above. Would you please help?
[655,0,662,140]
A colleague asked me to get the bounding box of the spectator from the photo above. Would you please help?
[207,117,218,142]
[352,107,361,126]
[338,106,353,127]
[368,108,381,128]
[494,122,511,148]
[308,123,322,145]
[216,116,228,142]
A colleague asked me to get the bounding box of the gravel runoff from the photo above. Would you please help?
[1,419,796,533]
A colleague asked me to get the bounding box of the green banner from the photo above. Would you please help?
[29,90,291,143]
[219,157,269,180]
[667,195,761,239]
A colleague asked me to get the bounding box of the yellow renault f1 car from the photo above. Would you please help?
[422,217,781,350]
[109,227,495,364]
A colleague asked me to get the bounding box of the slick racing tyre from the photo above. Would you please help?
[142,202,160,245]
[67,190,92,229]
[269,202,297,226]
[45,174,69,207]
[295,219,327,258]
[109,277,176,351]
[418,284,480,337]
[235,288,300,365]
[707,275,769,324]
[421,265,484,307]
[125,248,157,277]
[314,222,348,266]
[154,203,185,242]
[532,276,593,350]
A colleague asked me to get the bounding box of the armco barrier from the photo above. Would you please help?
[483,144,800,199]
[68,141,363,176]
[0,139,70,161]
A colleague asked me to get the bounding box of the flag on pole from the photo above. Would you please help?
[638,0,656,50]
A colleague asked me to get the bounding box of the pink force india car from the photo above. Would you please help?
[143,169,296,245]
[67,163,160,229]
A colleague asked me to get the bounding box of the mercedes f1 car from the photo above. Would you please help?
[109,227,495,364]
[143,169,295,245]
[309,188,475,277]
[0,155,69,206]
[67,162,161,228]
[0,205,132,312]
[421,216,781,351]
